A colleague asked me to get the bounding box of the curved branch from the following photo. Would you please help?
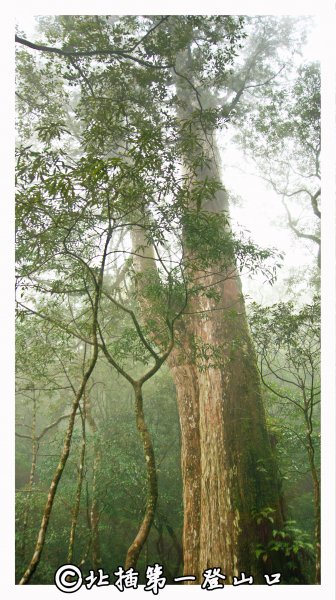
[102,288,160,362]
[281,197,320,246]
[15,35,173,70]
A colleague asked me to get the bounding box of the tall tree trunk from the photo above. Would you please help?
[132,170,303,582]
[172,39,303,578]
[191,261,286,580]
[130,103,302,585]
[168,329,201,579]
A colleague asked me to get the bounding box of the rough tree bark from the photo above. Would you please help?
[190,252,286,580]
[181,131,301,581]
[131,98,303,586]
[168,345,201,578]
[168,37,304,579]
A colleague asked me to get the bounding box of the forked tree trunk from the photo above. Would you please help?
[131,136,302,584]
[132,158,305,583]
[171,36,303,576]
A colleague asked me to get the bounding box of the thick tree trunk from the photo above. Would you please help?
[130,162,298,582]
[171,37,302,574]
[131,224,201,578]
[168,331,201,579]
[191,264,286,580]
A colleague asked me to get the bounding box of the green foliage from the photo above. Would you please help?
[249,296,320,371]
[249,297,320,582]
[15,356,183,583]
[183,208,284,283]
[252,506,276,525]
[255,520,314,561]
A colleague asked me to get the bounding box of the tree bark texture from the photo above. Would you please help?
[173,46,299,578]
[189,261,286,581]
[132,227,280,579]
[129,47,305,581]
[168,327,201,579]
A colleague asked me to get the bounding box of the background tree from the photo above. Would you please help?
[233,60,320,269]
[250,296,320,582]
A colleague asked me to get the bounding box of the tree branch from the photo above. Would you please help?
[15,35,173,70]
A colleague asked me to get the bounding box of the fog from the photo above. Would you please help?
[12,13,329,594]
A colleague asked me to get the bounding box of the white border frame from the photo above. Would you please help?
[3,1,335,598]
